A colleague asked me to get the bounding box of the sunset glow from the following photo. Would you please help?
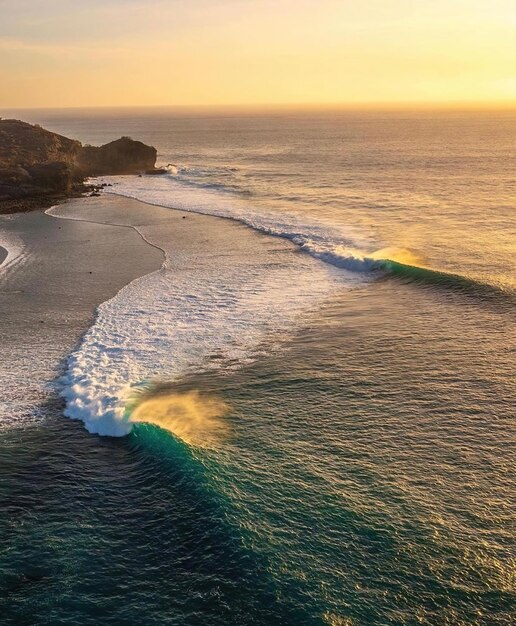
[1,0,515,108]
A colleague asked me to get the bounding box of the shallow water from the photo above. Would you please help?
[17,107,516,291]
[0,207,163,431]
[0,109,515,624]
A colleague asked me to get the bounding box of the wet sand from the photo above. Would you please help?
[0,196,165,427]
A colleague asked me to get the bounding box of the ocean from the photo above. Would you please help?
[0,108,514,625]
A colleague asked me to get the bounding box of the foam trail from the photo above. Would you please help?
[97,173,375,262]
[99,176,514,299]
[52,175,510,438]
[51,203,343,438]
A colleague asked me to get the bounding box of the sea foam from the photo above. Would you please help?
[49,203,346,438]
[54,173,491,439]
[99,175,507,297]
[98,175,430,279]
[98,173,380,274]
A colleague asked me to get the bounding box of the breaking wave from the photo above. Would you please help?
[305,244,513,299]
[50,172,512,438]
[129,389,230,448]
[48,201,344,438]
[100,175,512,301]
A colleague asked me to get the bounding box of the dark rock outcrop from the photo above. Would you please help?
[144,168,167,175]
[0,119,81,169]
[77,137,157,176]
[25,162,75,194]
[0,119,159,213]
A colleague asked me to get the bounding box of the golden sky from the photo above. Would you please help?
[1,0,515,108]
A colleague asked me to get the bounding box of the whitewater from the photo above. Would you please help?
[47,198,350,438]
[50,160,514,438]
[101,171,516,297]
[101,171,395,274]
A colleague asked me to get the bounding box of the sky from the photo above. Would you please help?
[0,0,515,108]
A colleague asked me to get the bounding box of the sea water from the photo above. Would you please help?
[0,108,514,625]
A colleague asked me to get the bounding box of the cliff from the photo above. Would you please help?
[0,119,81,169]
[0,119,159,213]
[77,137,157,176]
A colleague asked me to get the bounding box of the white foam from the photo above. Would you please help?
[52,205,348,437]
[99,175,428,278]
[98,174,380,274]
[41,173,416,438]
[52,172,409,438]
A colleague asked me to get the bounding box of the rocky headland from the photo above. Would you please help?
[0,119,162,213]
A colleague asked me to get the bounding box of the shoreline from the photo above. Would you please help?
[30,192,335,437]
[0,195,165,429]
[0,118,161,216]
[1,192,303,433]
[45,200,168,265]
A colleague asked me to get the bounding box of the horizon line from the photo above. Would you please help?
[2,100,516,113]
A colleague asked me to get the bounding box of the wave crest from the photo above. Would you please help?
[98,176,512,300]
[129,390,230,448]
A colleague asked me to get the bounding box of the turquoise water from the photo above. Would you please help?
[0,109,515,624]
[1,281,513,624]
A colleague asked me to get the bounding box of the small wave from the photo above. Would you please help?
[297,244,418,273]
[98,176,513,302]
[164,163,240,178]
[380,259,513,300]
[164,168,251,197]
[304,243,513,299]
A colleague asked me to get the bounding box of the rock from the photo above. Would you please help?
[0,120,159,213]
[0,119,81,169]
[77,136,157,176]
[0,166,32,185]
[145,168,167,175]
[26,162,74,194]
